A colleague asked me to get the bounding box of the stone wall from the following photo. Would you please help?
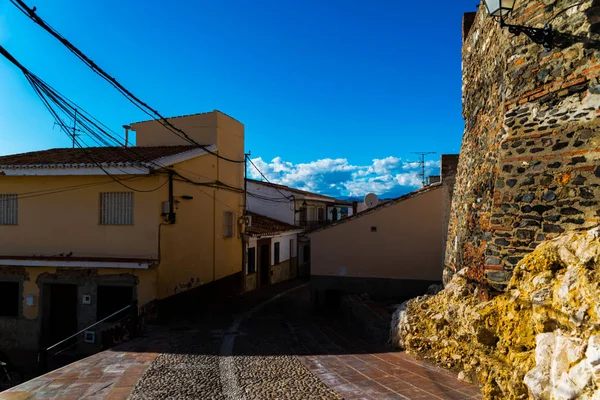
[445,0,600,295]
[270,258,297,284]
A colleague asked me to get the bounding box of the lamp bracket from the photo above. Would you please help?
[500,18,553,51]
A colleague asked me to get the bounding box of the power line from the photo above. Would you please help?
[0,42,247,197]
[247,157,293,201]
[0,176,144,203]
[10,0,245,164]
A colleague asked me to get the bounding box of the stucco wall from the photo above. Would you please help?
[310,187,443,281]
[131,111,219,147]
[247,182,295,225]
[0,175,164,259]
[445,0,600,294]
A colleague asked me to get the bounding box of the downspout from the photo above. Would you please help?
[241,153,249,293]
[168,170,175,224]
[213,188,216,282]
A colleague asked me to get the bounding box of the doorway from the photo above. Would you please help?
[42,283,78,347]
[258,239,271,287]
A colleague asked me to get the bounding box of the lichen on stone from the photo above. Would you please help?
[391,228,600,399]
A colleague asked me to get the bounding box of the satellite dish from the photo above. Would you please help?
[364,193,379,208]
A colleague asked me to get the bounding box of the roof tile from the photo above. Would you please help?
[247,212,302,236]
[0,145,198,167]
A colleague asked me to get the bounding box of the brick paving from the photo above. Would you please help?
[300,353,481,400]
[0,335,167,400]
[0,280,482,399]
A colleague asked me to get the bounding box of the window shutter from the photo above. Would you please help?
[0,194,18,225]
[100,192,134,225]
[224,211,235,238]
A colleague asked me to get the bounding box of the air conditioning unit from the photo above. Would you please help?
[239,215,252,227]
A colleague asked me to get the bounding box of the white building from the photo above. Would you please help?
[246,179,353,274]
[244,212,303,292]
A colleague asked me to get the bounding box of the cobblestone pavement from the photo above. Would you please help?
[1,279,482,399]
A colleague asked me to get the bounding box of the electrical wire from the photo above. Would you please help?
[247,192,291,203]
[247,157,294,201]
[10,0,245,164]
[0,44,247,196]
[184,182,241,213]
[0,176,146,203]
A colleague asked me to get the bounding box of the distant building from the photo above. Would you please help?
[307,155,459,307]
[244,212,303,292]
[246,179,352,275]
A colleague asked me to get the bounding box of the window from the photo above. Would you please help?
[289,239,295,259]
[0,282,19,317]
[274,242,280,264]
[224,211,235,238]
[100,192,134,225]
[248,247,256,274]
[0,194,18,225]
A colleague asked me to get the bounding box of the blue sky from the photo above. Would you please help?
[0,0,478,198]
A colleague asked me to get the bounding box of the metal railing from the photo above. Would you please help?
[38,302,137,371]
[297,220,330,230]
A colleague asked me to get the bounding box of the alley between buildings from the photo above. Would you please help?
[1,280,480,400]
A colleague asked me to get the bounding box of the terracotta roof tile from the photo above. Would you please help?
[0,145,198,167]
[246,212,302,237]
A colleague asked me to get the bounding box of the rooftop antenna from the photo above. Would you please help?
[411,152,436,187]
[54,109,83,148]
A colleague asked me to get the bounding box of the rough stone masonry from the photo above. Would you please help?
[445,0,600,296]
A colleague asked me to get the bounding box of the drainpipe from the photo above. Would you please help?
[168,170,175,224]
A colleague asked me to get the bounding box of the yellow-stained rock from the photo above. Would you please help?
[391,228,600,399]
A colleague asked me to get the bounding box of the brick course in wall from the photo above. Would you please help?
[445,0,600,295]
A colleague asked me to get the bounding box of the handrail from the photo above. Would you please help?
[44,303,133,353]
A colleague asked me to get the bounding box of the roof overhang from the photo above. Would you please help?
[0,258,154,269]
[0,145,216,176]
[247,229,304,239]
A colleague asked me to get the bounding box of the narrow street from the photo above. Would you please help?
[1,280,481,400]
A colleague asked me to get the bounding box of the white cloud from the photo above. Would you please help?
[249,156,440,198]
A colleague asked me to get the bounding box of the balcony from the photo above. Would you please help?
[297,220,331,231]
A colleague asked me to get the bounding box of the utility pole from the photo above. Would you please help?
[244,151,251,215]
[411,152,436,187]
[54,109,83,148]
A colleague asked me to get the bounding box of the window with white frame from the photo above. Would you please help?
[0,194,18,225]
[100,192,134,225]
[224,211,235,238]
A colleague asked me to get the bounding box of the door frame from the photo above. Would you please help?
[257,238,272,287]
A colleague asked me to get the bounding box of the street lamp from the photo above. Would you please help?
[484,0,516,17]
[483,0,553,51]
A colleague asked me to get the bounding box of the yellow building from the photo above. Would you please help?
[0,110,244,368]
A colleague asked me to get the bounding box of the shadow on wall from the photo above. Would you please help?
[551,1,600,50]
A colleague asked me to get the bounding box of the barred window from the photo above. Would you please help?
[0,194,18,225]
[100,192,134,225]
[223,211,235,238]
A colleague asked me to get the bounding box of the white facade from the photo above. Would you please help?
[246,180,353,226]
[246,231,298,274]
[247,182,296,225]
